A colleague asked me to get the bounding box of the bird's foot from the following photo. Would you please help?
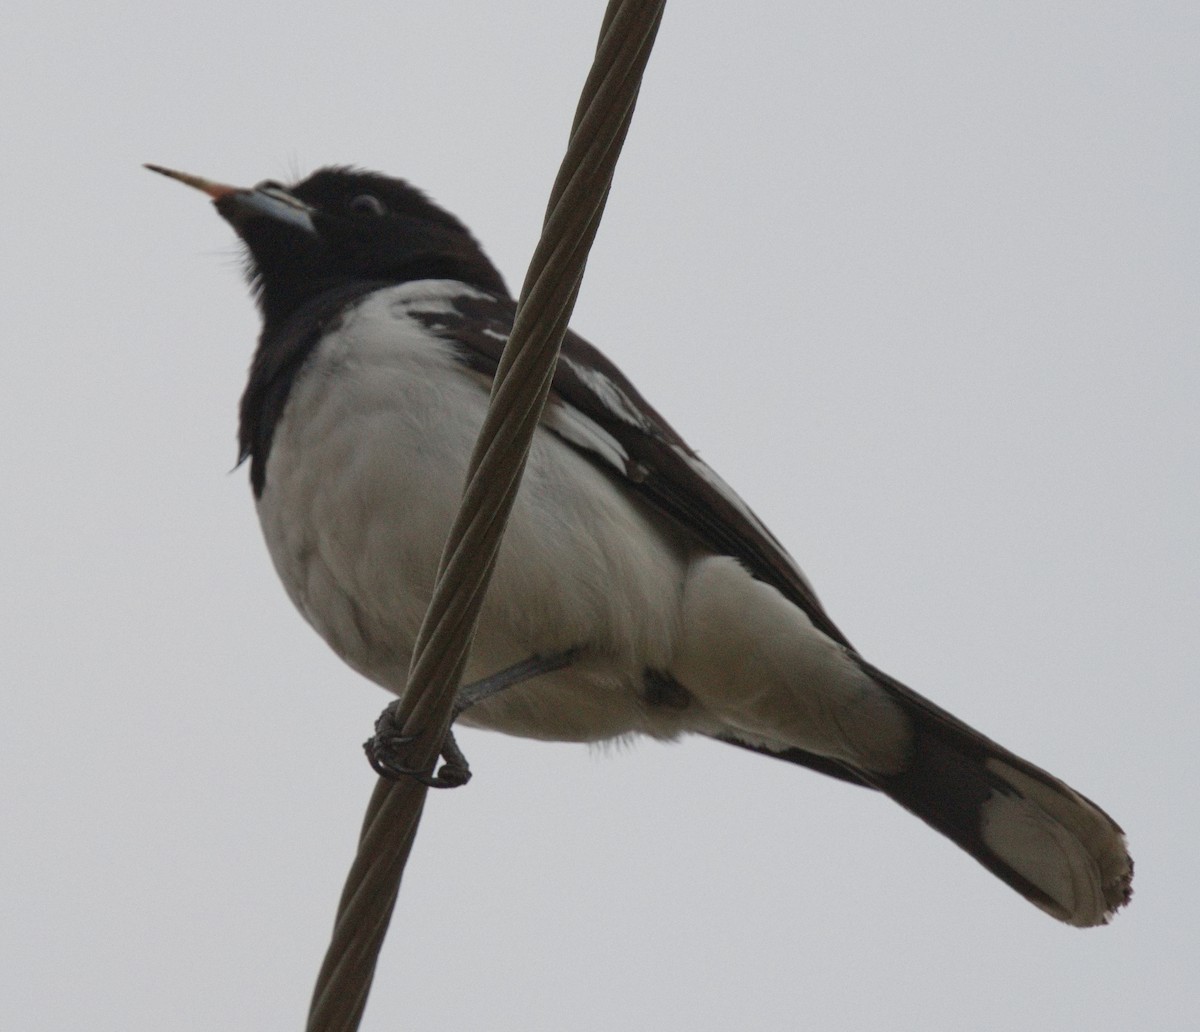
[364,710,471,789]
[363,648,580,788]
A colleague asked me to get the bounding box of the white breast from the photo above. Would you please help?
[254,281,702,743]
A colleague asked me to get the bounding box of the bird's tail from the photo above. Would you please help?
[857,662,1132,926]
[727,664,1133,927]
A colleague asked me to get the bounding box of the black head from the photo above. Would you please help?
[199,165,510,328]
[147,162,513,493]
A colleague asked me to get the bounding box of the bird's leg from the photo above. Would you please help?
[364,648,580,788]
[451,647,580,717]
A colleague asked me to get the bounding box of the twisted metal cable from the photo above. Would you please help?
[306,3,667,1029]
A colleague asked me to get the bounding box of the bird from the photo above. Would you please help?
[147,162,1132,927]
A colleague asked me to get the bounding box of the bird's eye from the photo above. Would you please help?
[348,194,386,216]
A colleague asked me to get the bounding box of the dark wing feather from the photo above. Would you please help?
[409,291,853,649]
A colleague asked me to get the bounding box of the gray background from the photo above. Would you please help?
[3,3,1196,1029]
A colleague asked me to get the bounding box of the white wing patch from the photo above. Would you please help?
[560,355,656,433]
[544,401,631,474]
[388,279,489,319]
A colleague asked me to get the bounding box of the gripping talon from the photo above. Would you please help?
[419,761,472,789]
[363,714,472,789]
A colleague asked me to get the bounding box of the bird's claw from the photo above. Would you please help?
[363,710,472,789]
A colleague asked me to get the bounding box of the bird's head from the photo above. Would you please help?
[147,164,510,326]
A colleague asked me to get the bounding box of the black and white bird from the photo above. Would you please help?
[149,163,1132,927]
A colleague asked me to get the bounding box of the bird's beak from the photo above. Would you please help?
[144,164,240,199]
[145,163,316,236]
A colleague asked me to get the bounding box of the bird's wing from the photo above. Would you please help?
[407,290,853,652]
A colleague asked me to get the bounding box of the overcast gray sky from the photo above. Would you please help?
[3,3,1197,1030]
